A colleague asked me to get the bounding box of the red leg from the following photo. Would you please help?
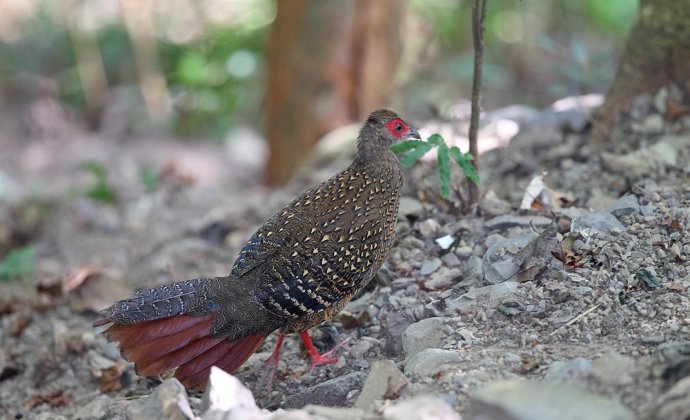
[252,334,284,395]
[299,331,346,370]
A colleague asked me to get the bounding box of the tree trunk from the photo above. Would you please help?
[591,0,690,143]
[263,0,404,185]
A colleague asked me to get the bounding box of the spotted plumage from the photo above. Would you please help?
[96,109,420,389]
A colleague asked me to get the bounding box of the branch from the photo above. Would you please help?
[468,0,487,213]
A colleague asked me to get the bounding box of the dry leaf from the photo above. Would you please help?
[100,362,127,393]
[65,267,132,312]
[24,389,70,410]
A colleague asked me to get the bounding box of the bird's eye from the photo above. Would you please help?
[395,124,402,131]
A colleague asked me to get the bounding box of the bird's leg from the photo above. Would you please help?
[251,334,285,396]
[299,331,349,370]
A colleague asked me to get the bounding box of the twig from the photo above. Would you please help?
[467,0,487,213]
[549,304,600,336]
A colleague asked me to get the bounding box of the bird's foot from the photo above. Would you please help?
[244,335,284,397]
[299,331,350,370]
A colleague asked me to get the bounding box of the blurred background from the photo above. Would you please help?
[0,0,638,182]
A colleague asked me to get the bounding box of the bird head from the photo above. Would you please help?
[356,109,420,162]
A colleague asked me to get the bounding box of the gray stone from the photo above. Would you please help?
[482,233,538,284]
[608,194,641,219]
[469,380,635,420]
[544,358,593,381]
[398,197,424,219]
[127,378,194,420]
[404,349,460,377]
[201,367,262,420]
[632,114,664,134]
[381,311,414,356]
[480,190,513,217]
[441,252,461,267]
[284,372,367,408]
[402,317,446,358]
[303,405,366,420]
[74,394,118,420]
[653,87,668,114]
[419,258,442,276]
[383,395,461,420]
[425,267,461,289]
[489,281,519,304]
[590,353,635,386]
[35,414,69,420]
[652,376,690,420]
[354,360,408,409]
[571,212,625,239]
[455,245,473,260]
[417,218,442,239]
[485,215,552,231]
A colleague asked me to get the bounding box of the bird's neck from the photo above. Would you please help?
[354,141,397,168]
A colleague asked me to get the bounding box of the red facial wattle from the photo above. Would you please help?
[385,118,409,139]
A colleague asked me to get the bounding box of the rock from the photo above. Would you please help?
[631,114,664,134]
[303,405,366,420]
[653,86,668,114]
[201,367,263,420]
[480,190,513,217]
[74,395,120,419]
[435,234,454,250]
[398,197,424,220]
[425,267,461,289]
[601,135,690,175]
[441,252,461,267]
[608,194,642,219]
[127,378,194,420]
[354,360,408,409]
[402,317,446,358]
[404,349,460,377]
[417,218,442,239]
[34,415,69,420]
[381,311,414,356]
[651,376,690,420]
[488,281,519,304]
[571,212,625,239]
[482,232,538,284]
[383,395,461,420]
[544,358,593,381]
[590,353,634,386]
[455,245,473,260]
[284,372,367,408]
[420,258,442,276]
[469,380,635,420]
[485,215,552,231]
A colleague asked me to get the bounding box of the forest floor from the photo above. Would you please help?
[0,87,689,420]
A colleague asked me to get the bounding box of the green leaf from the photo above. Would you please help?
[437,143,450,199]
[635,269,662,289]
[449,146,480,185]
[0,245,36,282]
[139,167,159,192]
[390,140,428,154]
[79,161,117,204]
[399,143,433,168]
[427,133,445,146]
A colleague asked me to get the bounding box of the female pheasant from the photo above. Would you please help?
[96,109,420,389]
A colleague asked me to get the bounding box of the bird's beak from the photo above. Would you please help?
[406,127,421,140]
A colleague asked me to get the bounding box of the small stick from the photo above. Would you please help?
[549,304,600,336]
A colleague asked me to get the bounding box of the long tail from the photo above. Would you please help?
[94,278,266,389]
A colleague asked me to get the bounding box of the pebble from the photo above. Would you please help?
[441,252,461,267]
[469,380,635,420]
[402,317,446,358]
[354,360,408,409]
[425,267,461,289]
[284,372,368,408]
[404,348,460,377]
[419,258,442,276]
[417,218,442,238]
[383,395,461,420]
[454,245,473,260]
[127,378,194,420]
[571,212,625,239]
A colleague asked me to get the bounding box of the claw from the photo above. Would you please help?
[299,331,350,370]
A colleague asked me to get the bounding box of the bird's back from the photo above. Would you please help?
[231,158,403,331]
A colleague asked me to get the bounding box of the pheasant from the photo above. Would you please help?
[95,109,420,389]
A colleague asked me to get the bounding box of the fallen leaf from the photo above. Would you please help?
[65,267,132,312]
[24,389,70,410]
[9,312,29,338]
[100,362,127,393]
[339,310,371,329]
[666,98,690,120]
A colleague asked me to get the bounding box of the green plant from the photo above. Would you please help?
[139,167,160,192]
[79,161,117,204]
[391,134,479,199]
[0,245,36,283]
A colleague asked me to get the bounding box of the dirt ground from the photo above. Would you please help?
[0,88,689,419]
